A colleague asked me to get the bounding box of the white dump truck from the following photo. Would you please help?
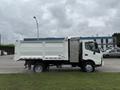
[14,37,103,72]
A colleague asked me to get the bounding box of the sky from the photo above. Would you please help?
[0,0,120,43]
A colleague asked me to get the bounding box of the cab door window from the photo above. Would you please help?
[85,42,100,53]
[85,42,95,51]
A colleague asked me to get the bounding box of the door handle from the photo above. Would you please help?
[85,54,88,56]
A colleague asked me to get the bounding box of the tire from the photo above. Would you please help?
[82,62,95,72]
[33,64,44,73]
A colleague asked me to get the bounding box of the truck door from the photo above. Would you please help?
[83,41,102,65]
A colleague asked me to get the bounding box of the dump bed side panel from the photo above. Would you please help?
[14,39,68,61]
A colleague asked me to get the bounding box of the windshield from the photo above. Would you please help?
[85,42,100,53]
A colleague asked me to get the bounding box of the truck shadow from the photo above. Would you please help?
[24,67,100,73]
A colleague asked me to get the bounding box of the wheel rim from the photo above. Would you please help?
[35,65,43,73]
[85,64,93,72]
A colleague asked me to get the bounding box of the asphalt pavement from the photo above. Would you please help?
[97,58,120,72]
[0,55,25,73]
[0,55,120,73]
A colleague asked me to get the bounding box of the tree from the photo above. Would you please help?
[112,33,120,47]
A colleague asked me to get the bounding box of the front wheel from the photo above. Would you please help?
[82,62,95,72]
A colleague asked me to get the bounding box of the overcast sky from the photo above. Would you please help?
[0,0,120,43]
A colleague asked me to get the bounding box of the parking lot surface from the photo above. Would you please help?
[0,55,120,73]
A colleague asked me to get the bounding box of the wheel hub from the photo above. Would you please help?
[35,65,43,73]
[85,64,93,72]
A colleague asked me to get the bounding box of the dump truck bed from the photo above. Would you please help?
[14,38,68,61]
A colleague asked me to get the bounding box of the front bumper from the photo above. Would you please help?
[95,59,104,67]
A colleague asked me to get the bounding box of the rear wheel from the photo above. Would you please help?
[33,64,44,73]
[82,62,95,72]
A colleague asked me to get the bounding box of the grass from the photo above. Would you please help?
[0,72,120,90]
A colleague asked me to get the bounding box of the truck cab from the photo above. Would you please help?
[80,40,103,72]
[69,38,103,72]
[82,40,103,66]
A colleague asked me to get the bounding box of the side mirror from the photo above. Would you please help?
[93,51,96,55]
